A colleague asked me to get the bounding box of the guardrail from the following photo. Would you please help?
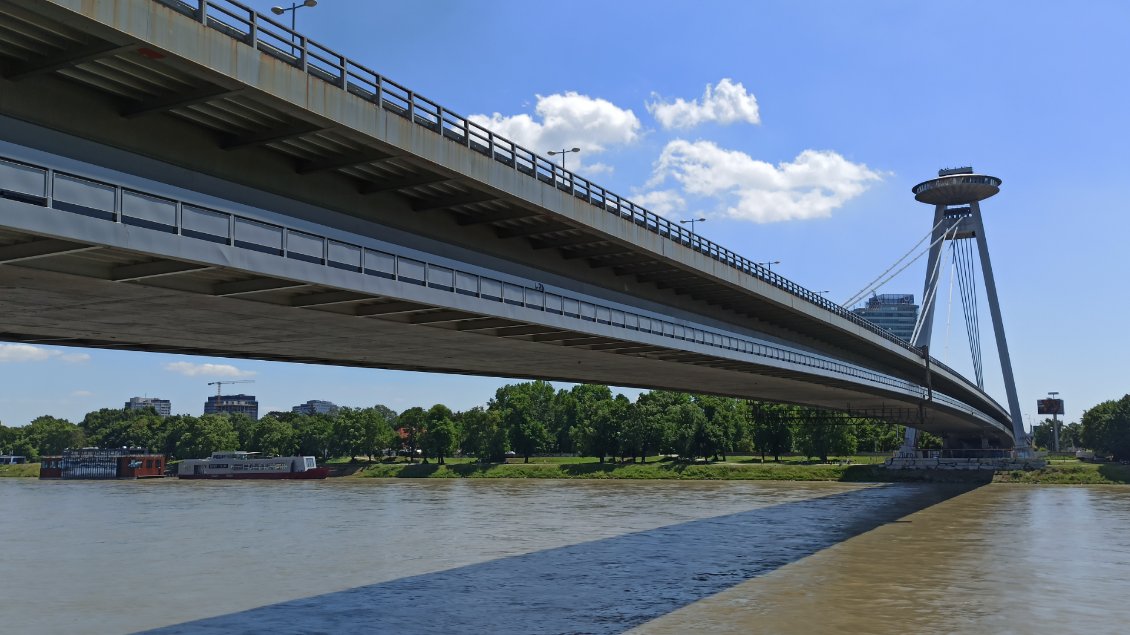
[145,0,1000,420]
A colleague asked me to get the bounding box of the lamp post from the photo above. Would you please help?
[758,260,780,272]
[1048,391,1060,452]
[271,0,318,32]
[679,217,706,234]
[547,147,580,170]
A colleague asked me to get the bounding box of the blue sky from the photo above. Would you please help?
[1,0,1126,428]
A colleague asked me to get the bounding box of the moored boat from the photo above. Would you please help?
[177,451,329,479]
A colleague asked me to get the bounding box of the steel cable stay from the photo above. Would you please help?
[909,219,963,344]
[842,216,949,308]
[952,237,982,387]
[954,237,985,388]
[845,214,958,309]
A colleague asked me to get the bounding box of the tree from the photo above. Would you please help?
[1032,418,1060,450]
[619,400,659,463]
[550,388,577,455]
[80,408,160,450]
[853,420,904,454]
[356,406,397,461]
[251,415,297,457]
[1080,396,1130,460]
[749,402,793,462]
[398,407,427,462]
[292,414,333,458]
[460,407,507,463]
[174,413,238,459]
[572,393,626,463]
[421,417,458,464]
[668,402,722,461]
[21,415,84,458]
[635,390,691,455]
[794,408,857,462]
[228,413,257,452]
[331,407,367,459]
[695,395,747,460]
[0,422,16,455]
[491,381,554,463]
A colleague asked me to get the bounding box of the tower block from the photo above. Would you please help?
[904,167,1032,457]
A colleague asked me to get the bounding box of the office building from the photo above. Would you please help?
[291,400,340,416]
[125,396,171,417]
[204,394,259,420]
[852,294,919,342]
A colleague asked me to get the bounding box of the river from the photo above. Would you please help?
[1,479,1127,634]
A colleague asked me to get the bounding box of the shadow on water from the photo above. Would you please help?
[141,483,982,635]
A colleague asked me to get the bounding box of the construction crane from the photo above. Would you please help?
[207,379,255,398]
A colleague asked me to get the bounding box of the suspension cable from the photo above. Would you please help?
[954,237,984,388]
[842,216,949,308]
[909,219,962,344]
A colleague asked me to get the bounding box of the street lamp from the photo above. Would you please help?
[758,260,780,272]
[1048,391,1061,452]
[547,147,580,169]
[679,217,706,234]
[271,0,317,31]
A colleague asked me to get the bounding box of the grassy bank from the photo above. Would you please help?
[343,457,1130,485]
[346,459,992,483]
[0,464,39,478]
[7,458,1126,484]
[993,461,1130,485]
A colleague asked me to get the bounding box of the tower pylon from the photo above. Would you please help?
[900,167,1032,458]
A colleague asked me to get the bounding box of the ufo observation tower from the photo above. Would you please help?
[902,167,1032,456]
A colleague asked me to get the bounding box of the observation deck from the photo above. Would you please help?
[913,174,1001,206]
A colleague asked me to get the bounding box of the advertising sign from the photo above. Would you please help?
[1037,398,1064,415]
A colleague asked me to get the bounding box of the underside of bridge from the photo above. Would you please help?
[0,0,1014,444]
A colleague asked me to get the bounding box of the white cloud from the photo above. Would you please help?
[647,78,761,130]
[0,343,90,364]
[468,92,641,173]
[631,189,687,218]
[0,343,57,363]
[70,390,95,398]
[164,361,256,378]
[648,140,881,223]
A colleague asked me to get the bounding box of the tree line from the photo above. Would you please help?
[0,381,913,463]
[5,385,1126,463]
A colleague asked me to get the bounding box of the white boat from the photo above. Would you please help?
[177,451,329,479]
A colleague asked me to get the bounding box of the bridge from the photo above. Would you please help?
[0,0,1020,447]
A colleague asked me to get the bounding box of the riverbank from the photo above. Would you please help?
[7,458,1127,484]
[341,459,1128,484]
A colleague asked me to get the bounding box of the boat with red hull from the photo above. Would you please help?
[177,451,329,480]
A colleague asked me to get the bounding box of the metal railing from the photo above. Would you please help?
[145,0,1000,417]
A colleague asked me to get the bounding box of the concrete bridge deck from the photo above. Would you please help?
[0,0,1015,443]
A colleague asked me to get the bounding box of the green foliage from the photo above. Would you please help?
[23,416,84,458]
[572,393,627,462]
[491,381,554,462]
[695,395,747,460]
[1030,415,1062,449]
[794,410,857,462]
[421,417,458,464]
[397,407,427,462]
[173,413,239,459]
[749,403,794,461]
[1080,395,1130,460]
[251,415,297,457]
[459,407,507,463]
[620,398,666,463]
[668,402,722,460]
